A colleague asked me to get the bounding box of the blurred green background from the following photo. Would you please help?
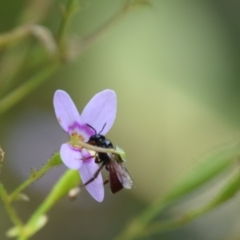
[1,0,240,239]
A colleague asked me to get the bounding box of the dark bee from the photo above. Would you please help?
[84,123,133,193]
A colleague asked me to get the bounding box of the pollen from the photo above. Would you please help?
[70,132,85,147]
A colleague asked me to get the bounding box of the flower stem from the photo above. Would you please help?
[114,141,240,240]
[0,62,59,116]
[22,170,80,238]
[114,198,170,240]
[57,0,78,45]
[0,0,147,114]
[0,24,56,53]
[141,170,240,238]
[0,25,31,49]
[68,0,149,60]
[0,182,25,237]
[9,152,62,203]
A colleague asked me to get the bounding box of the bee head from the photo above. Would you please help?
[88,134,105,146]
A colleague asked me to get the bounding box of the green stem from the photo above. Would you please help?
[9,152,62,203]
[0,24,56,53]
[57,0,78,44]
[22,170,80,238]
[0,45,28,96]
[142,171,240,238]
[113,197,171,240]
[0,25,31,48]
[68,0,147,60]
[0,62,59,115]
[0,182,25,237]
[114,142,240,240]
[0,0,146,113]
[19,0,53,24]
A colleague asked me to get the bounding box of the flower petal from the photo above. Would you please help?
[60,143,82,169]
[81,89,117,135]
[53,90,82,133]
[80,150,104,202]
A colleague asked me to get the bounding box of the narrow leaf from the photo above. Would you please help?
[165,142,240,202]
[114,142,240,240]
[23,169,80,237]
[143,171,240,237]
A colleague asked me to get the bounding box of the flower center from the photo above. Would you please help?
[69,132,85,149]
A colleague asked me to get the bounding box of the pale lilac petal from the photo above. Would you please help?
[81,89,117,135]
[53,90,82,133]
[60,143,82,169]
[80,150,104,202]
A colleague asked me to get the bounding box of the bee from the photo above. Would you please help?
[84,123,133,193]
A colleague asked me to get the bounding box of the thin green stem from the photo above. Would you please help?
[0,0,147,113]
[0,24,56,54]
[0,25,31,49]
[141,171,240,238]
[68,0,148,61]
[124,170,240,239]
[113,197,171,240]
[9,152,62,203]
[0,62,59,116]
[0,23,56,96]
[22,170,80,238]
[114,142,240,240]
[57,0,78,44]
[140,203,215,237]
[0,182,25,237]
[19,0,53,24]
[0,44,28,96]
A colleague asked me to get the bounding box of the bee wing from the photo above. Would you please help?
[111,160,133,189]
[108,162,124,194]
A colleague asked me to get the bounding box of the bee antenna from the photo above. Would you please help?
[99,123,107,134]
[86,124,97,135]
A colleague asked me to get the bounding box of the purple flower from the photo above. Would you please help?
[53,89,117,202]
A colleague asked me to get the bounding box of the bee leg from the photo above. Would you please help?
[103,179,109,185]
[81,154,97,161]
[95,156,101,164]
[105,165,109,171]
[81,163,105,187]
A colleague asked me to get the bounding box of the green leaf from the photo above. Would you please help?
[164,141,240,202]
[0,63,59,115]
[6,215,47,238]
[6,226,20,238]
[114,142,240,240]
[23,169,80,238]
[207,170,240,208]
[142,171,240,237]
